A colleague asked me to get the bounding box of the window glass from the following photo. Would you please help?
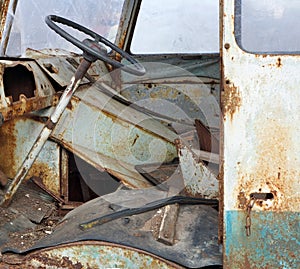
[5,0,124,56]
[131,0,219,54]
[235,0,300,53]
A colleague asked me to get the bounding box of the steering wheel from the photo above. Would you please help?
[45,15,146,76]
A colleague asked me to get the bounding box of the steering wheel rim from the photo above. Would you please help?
[45,15,146,76]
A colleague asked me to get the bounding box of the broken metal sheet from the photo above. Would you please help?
[51,84,178,189]
[26,49,89,87]
[222,0,300,268]
[135,161,178,190]
[154,203,179,246]
[25,48,114,87]
[4,188,222,268]
[176,139,219,199]
[0,60,57,121]
[4,180,55,224]
[195,118,219,154]
[0,179,55,251]
[37,56,88,87]
[135,145,219,199]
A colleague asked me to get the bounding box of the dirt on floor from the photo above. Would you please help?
[0,180,65,267]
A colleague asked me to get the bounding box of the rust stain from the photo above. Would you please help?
[131,134,139,146]
[218,114,225,244]
[224,225,252,269]
[236,117,300,211]
[32,176,64,203]
[149,86,179,99]
[237,191,247,209]
[0,118,17,177]
[255,54,268,59]
[0,0,10,41]
[0,93,59,122]
[276,57,282,68]
[0,168,8,186]
[117,25,127,51]
[28,253,84,269]
[29,162,60,197]
[222,79,242,121]
[267,57,283,68]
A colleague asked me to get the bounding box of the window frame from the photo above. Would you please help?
[234,0,300,55]
[125,0,220,56]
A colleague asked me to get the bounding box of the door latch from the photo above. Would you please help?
[245,192,274,236]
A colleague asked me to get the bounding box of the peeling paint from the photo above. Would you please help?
[22,242,183,269]
[222,80,241,121]
[176,139,219,199]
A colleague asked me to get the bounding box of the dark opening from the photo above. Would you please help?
[68,153,120,202]
[3,64,36,102]
[250,192,274,200]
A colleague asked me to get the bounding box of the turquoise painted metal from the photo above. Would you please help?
[51,84,178,189]
[21,242,182,269]
[225,211,299,268]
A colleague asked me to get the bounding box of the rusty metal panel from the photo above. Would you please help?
[120,80,220,129]
[0,60,57,121]
[51,84,178,189]
[20,242,183,269]
[222,0,300,268]
[0,117,62,199]
[176,139,219,199]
